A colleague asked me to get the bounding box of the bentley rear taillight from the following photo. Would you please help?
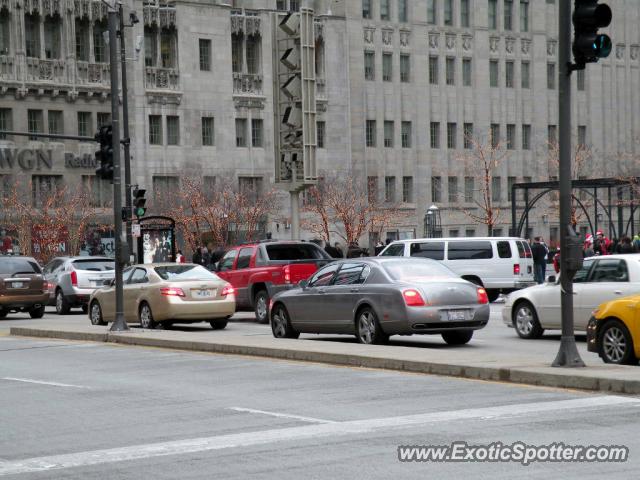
[477,288,489,304]
[403,289,426,307]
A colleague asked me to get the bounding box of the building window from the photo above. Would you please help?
[521,61,530,88]
[446,57,455,85]
[464,176,474,202]
[0,9,10,56]
[504,0,513,30]
[465,228,476,237]
[28,110,43,140]
[578,125,586,146]
[245,34,260,74]
[164,116,178,145]
[362,0,371,19]
[202,116,214,146]
[75,19,90,61]
[430,122,440,149]
[48,111,63,135]
[488,0,497,29]
[449,229,459,237]
[548,124,557,146]
[43,15,62,59]
[520,0,529,32]
[93,20,107,63]
[547,63,556,90]
[462,58,472,86]
[199,39,211,71]
[144,26,158,67]
[431,176,442,203]
[368,176,378,202]
[385,176,396,202]
[25,13,41,58]
[427,0,437,24]
[382,53,392,82]
[97,112,110,128]
[399,0,408,22]
[507,176,516,203]
[251,119,263,147]
[429,56,439,85]
[236,118,247,147]
[77,112,91,138]
[577,69,585,91]
[31,175,63,207]
[82,175,112,208]
[384,121,394,148]
[160,27,178,68]
[149,115,162,145]
[364,51,375,80]
[231,33,242,73]
[239,176,264,203]
[463,123,473,149]
[401,121,412,148]
[490,123,500,148]
[448,176,458,203]
[447,122,457,149]
[400,54,410,82]
[317,121,325,148]
[460,0,470,27]
[492,176,501,202]
[505,60,514,88]
[522,124,531,150]
[444,0,453,26]
[152,176,180,202]
[380,0,390,20]
[366,120,376,147]
[315,38,325,79]
[489,60,498,87]
[506,124,515,150]
[402,176,413,202]
[0,109,12,140]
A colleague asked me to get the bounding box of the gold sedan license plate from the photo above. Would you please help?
[194,289,214,298]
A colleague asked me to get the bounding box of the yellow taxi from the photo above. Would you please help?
[587,294,640,365]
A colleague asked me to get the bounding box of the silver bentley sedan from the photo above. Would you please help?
[269,257,490,345]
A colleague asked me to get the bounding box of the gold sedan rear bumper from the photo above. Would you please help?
[155,296,236,321]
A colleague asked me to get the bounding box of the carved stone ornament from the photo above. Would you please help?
[547,40,557,56]
[363,27,375,44]
[146,93,182,106]
[445,34,456,50]
[505,37,515,54]
[245,16,261,37]
[381,28,393,46]
[489,36,499,53]
[399,29,410,47]
[428,32,439,49]
[616,44,625,59]
[462,35,472,51]
[314,20,324,41]
[231,15,243,35]
[631,45,640,60]
[233,96,265,110]
[316,101,328,113]
[521,38,531,55]
[66,90,78,102]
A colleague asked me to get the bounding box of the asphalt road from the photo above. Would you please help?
[0,334,638,479]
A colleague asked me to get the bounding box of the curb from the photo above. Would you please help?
[10,327,640,395]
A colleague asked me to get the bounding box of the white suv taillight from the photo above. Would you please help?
[513,264,520,275]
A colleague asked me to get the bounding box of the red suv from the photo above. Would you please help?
[215,241,333,323]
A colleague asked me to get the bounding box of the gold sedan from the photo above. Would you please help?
[88,263,236,329]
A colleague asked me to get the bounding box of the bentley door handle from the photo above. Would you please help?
[349,288,360,293]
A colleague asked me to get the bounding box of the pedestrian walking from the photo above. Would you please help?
[619,236,634,254]
[176,250,185,263]
[192,247,203,265]
[530,237,547,284]
[334,242,344,258]
[374,241,385,256]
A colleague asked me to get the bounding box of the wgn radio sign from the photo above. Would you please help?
[0,148,97,170]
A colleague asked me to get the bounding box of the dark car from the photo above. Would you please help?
[0,256,49,318]
[269,257,490,345]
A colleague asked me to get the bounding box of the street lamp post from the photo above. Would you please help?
[424,204,441,238]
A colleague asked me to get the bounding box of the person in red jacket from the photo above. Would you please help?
[594,230,611,255]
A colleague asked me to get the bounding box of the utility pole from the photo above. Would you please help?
[119,3,133,258]
[108,6,129,332]
[552,1,583,367]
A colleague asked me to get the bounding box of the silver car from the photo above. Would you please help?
[269,257,490,345]
[43,257,115,314]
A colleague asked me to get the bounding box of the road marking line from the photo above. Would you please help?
[0,395,635,476]
[228,407,336,424]
[1,377,90,389]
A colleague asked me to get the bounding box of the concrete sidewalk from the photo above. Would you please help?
[10,319,640,395]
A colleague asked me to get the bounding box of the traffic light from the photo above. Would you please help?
[133,187,147,218]
[94,125,114,181]
[572,0,612,68]
[273,8,317,184]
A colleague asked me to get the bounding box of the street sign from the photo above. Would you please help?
[131,223,141,238]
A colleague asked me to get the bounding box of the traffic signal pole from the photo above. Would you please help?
[552,0,584,367]
[108,7,129,332]
[119,3,133,258]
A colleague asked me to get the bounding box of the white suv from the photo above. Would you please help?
[378,237,535,302]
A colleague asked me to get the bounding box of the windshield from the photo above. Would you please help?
[265,244,330,261]
[0,258,42,275]
[154,264,220,281]
[72,259,115,271]
[382,260,458,282]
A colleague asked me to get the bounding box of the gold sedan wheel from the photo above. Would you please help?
[139,302,156,329]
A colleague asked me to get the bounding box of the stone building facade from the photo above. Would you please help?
[1,0,639,251]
